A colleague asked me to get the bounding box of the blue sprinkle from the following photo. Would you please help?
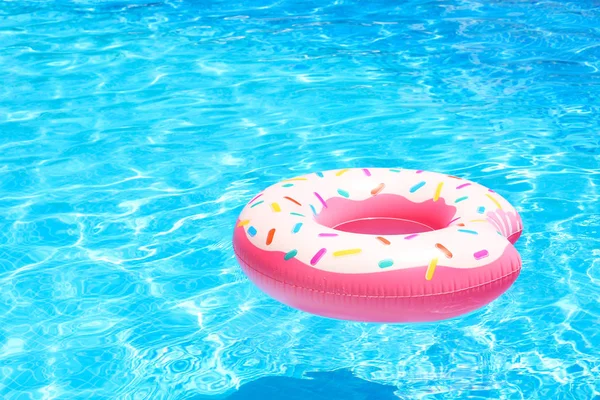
[455,196,468,203]
[410,181,426,193]
[292,222,303,234]
[316,171,324,177]
[477,206,485,214]
[310,204,317,215]
[337,189,349,198]
[248,226,257,237]
[458,229,478,235]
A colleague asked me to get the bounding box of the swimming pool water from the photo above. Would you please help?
[1,0,599,399]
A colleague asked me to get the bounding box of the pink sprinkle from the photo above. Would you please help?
[447,216,461,226]
[405,234,419,240]
[488,189,495,193]
[416,170,423,174]
[249,193,263,204]
[456,183,471,189]
[319,233,338,237]
[474,250,489,260]
[314,192,327,208]
[362,168,371,176]
[311,248,327,265]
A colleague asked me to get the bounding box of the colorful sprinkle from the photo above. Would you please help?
[310,204,317,215]
[283,196,302,206]
[433,182,444,202]
[249,193,263,204]
[362,168,371,176]
[250,200,264,208]
[435,243,453,258]
[333,248,362,257]
[336,169,349,176]
[314,192,327,208]
[470,219,488,223]
[457,223,465,227]
[319,233,338,237]
[290,212,305,217]
[282,183,294,188]
[448,216,461,225]
[271,202,281,212]
[426,257,438,280]
[389,168,401,172]
[474,249,489,260]
[416,170,423,174]
[486,193,503,210]
[410,181,426,193]
[458,229,478,235]
[284,249,297,260]
[376,236,391,245]
[455,196,468,203]
[292,222,303,234]
[266,229,276,245]
[284,177,308,182]
[447,175,461,179]
[337,189,350,198]
[237,219,250,227]
[477,206,486,214]
[378,259,394,268]
[316,171,324,178]
[456,183,471,189]
[405,233,419,240]
[310,248,327,265]
[371,183,385,196]
[247,226,257,237]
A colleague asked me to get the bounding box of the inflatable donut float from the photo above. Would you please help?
[233,168,523,323]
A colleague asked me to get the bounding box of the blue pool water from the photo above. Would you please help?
[1,0,600,398]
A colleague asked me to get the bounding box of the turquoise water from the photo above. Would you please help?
[1,0,600,399]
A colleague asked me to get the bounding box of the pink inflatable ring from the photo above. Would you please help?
[233,168,523,323]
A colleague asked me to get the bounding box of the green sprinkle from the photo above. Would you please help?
[284,249,298,260]
[282,183,294,188]
[455,196,468,203]
[250,200,264,208]
[290,212,305,217]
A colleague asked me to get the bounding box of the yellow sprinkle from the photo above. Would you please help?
[237,219,250,227]
[336,168,349,176]
[426,257,438,281]
[333,248,362,257]
[271,202,281,212]
[283,177,308,182]
[486,193,502,210]
[433,182,444,201]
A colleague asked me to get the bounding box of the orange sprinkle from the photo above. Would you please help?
[376,236,390,245]
[447,175,461,179]
[371,183,385,196]
[457,223,465,227]
[283,196,302,206]
[266,229,275,245]
[435,243,453,259]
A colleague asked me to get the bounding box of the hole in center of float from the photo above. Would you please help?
[332,217,435,235]
[314,193,457,236]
